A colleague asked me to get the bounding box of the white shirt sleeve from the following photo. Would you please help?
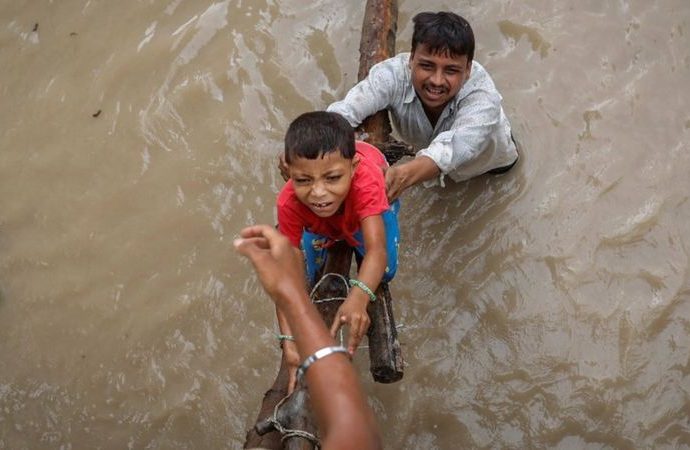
[327,58,403,127]
[417,88,503,185]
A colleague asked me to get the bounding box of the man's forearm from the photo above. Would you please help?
[404,155,441,185]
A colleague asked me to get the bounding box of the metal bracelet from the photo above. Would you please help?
[296,346,349,380]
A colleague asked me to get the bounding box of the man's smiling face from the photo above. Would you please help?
[409,44,472,117]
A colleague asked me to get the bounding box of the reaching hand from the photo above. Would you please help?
[233,225,304,303]
[329,296,371,355]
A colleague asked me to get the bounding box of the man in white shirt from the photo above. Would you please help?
[327,11,518,200]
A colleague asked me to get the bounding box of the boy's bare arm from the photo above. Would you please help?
[330,214,387,355]
[276,308,300,392]
[275,244,308,392]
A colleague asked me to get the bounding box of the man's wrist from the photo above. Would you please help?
[409,155,441,185]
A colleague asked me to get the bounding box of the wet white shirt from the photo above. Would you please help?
[328,53,518,185]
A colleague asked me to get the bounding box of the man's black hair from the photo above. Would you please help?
[411,11,475,62]
[284,111,355,164]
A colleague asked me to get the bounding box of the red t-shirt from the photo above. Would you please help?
[277,141,389,248]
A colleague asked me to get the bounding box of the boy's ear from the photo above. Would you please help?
[279,153,291,181]
[352,155,360,170]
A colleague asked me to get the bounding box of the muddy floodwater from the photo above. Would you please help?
[1,0,689,448]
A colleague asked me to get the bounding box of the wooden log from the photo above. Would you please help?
[355,0,405,383]
[367,282,404,382]
[244,1,403,448]
[244,360,292,449]
[356,0,397,154]
[356,0,414,165]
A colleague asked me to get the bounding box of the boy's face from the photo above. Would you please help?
[288,151,357,218]
[409,44,471,115]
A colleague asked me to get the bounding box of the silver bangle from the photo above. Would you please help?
[296,346,349,380]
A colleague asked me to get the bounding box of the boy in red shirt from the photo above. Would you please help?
[276,111,400,387]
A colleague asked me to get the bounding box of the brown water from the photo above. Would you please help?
[1,1,689,449]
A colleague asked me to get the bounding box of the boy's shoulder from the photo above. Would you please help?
[349,142,388,210]
[355,141,388,169]
[276,179,299,208]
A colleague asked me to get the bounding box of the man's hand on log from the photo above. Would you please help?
[385,156,442,201]
[329,296,371,356]
[384,165,407,202]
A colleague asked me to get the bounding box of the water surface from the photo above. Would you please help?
[1,0,689,448]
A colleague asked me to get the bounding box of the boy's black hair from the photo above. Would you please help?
[411,11,474,62]
[284,111,355,164]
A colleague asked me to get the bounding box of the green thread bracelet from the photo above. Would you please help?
[275,334,295,346]
[349,278,376,302]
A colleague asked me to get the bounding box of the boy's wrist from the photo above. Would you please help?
[346,290,371,308]
[349,278,377,302]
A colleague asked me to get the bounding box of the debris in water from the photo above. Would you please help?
[92,109,102,118]
[33,23,38,32]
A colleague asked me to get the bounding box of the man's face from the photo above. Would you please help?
[288,151,357,218]
[409,44,472,115]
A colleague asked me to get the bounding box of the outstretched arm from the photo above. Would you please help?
[327,57,402,128]
[275,307,301,393]
[234,225,382,450]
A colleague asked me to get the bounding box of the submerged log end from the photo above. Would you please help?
[244,378,288,449]
[367,282,404,383]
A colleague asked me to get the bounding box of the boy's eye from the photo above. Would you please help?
[326,175,342,182]
[293,178,311,185]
